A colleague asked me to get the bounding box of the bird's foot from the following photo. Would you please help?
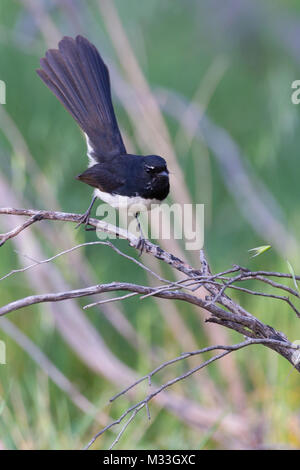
[136,235,146,256]
[135,212,146,255]
[75,196,97,230]
[75,211,92,230]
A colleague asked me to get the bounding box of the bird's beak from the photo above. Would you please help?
[158,170,169,178]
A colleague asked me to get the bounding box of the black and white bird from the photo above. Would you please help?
[37,35,170,251]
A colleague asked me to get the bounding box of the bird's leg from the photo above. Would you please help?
[135,212,146,256]
[75,195,97,230]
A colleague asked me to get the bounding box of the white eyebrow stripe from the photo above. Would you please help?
[84,133,97,167]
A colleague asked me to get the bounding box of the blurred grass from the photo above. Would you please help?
[0,0,299,450]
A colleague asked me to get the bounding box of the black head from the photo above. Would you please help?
[141,154,169,201]
[144,155,169,176]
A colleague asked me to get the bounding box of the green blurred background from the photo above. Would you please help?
[0,0,299,449]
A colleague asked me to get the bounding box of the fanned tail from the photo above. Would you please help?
[37,35,126,161]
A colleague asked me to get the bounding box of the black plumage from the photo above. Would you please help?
[37,35,126,160]
[77,154,169,201]
[37,35,170,214]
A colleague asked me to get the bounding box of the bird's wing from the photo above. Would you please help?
[76,164,125,193]
[37,35,126,162]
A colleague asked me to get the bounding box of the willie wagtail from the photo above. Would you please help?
[37,35,170,251]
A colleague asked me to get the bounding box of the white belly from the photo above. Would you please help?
[94,188,160,214]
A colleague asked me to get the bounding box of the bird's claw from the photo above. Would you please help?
[136,236,146,256]
[75,212,91,230]
[75,196,97,231]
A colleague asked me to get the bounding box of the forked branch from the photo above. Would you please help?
[1,206,300,449]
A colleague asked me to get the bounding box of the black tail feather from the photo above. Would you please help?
[37,35,126,161]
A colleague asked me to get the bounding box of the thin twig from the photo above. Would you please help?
[0,212,43,247]
[84,292,138,309]
[109,338,297,403]
[86,338,296,449]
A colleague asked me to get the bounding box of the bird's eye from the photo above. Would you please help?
[145,165,156,173]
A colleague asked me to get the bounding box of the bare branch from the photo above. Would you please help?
[84,338,299,449]
[83,292,138,309]
[1,205,300,450]
[0,212,44,247]
[83,346,234,450]
[0,207,299,367]
[109,338,299,404]
[0,207,201,278]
